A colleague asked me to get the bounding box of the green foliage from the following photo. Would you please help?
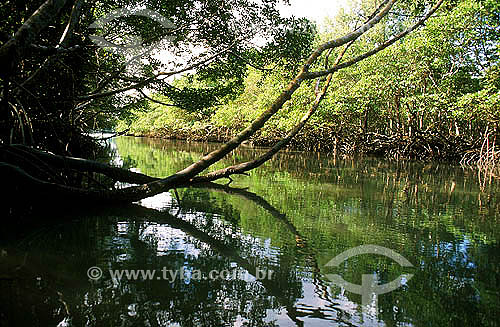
[123,0,499,159]
[261,18,317,73]
[1,0,313,155]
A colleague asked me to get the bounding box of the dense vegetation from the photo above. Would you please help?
[3,0,495,208]
[1,2,499,325]
[121,0,499,163]
[0,0,309,156]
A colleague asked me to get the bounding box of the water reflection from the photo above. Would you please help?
[1,137,499,327]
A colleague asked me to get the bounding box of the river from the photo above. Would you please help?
[1,136,499,326]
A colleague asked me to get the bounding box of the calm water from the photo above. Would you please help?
[1,136,500,326]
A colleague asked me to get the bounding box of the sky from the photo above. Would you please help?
[277,0,348,24]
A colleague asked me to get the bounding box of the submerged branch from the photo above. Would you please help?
[8,144,157,185]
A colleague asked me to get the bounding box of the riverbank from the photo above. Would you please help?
[123,123,486,162]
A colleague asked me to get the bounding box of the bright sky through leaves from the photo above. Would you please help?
[277,0,348,23]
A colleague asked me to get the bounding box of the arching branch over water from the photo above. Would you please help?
[0,0,446,206]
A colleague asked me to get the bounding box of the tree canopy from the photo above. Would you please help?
[5,0,489,207]
[122,0,499,160]
[0,0,314,154]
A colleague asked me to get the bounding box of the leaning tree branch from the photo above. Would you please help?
[3,0,447,204]
[10,144,157,185]
[305,0,445,79]
[16,0,84,92]
[6,0,398,202]
[76,41,239,101]
[80,0,398,191]
[134,2,400,193]
[190,39,355,184]
[188,9,395,184]
[138,89,178,107]
[0,0,70,78]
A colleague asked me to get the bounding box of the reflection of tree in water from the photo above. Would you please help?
[1,179,499,327]
[1,190,305,327]
[187,183,500,327]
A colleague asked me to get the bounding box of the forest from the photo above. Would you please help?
[1,0,498,212]
[1,1,500,326]
[121,0,500,164]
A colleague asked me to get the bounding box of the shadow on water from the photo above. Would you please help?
[1,136,499,327]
